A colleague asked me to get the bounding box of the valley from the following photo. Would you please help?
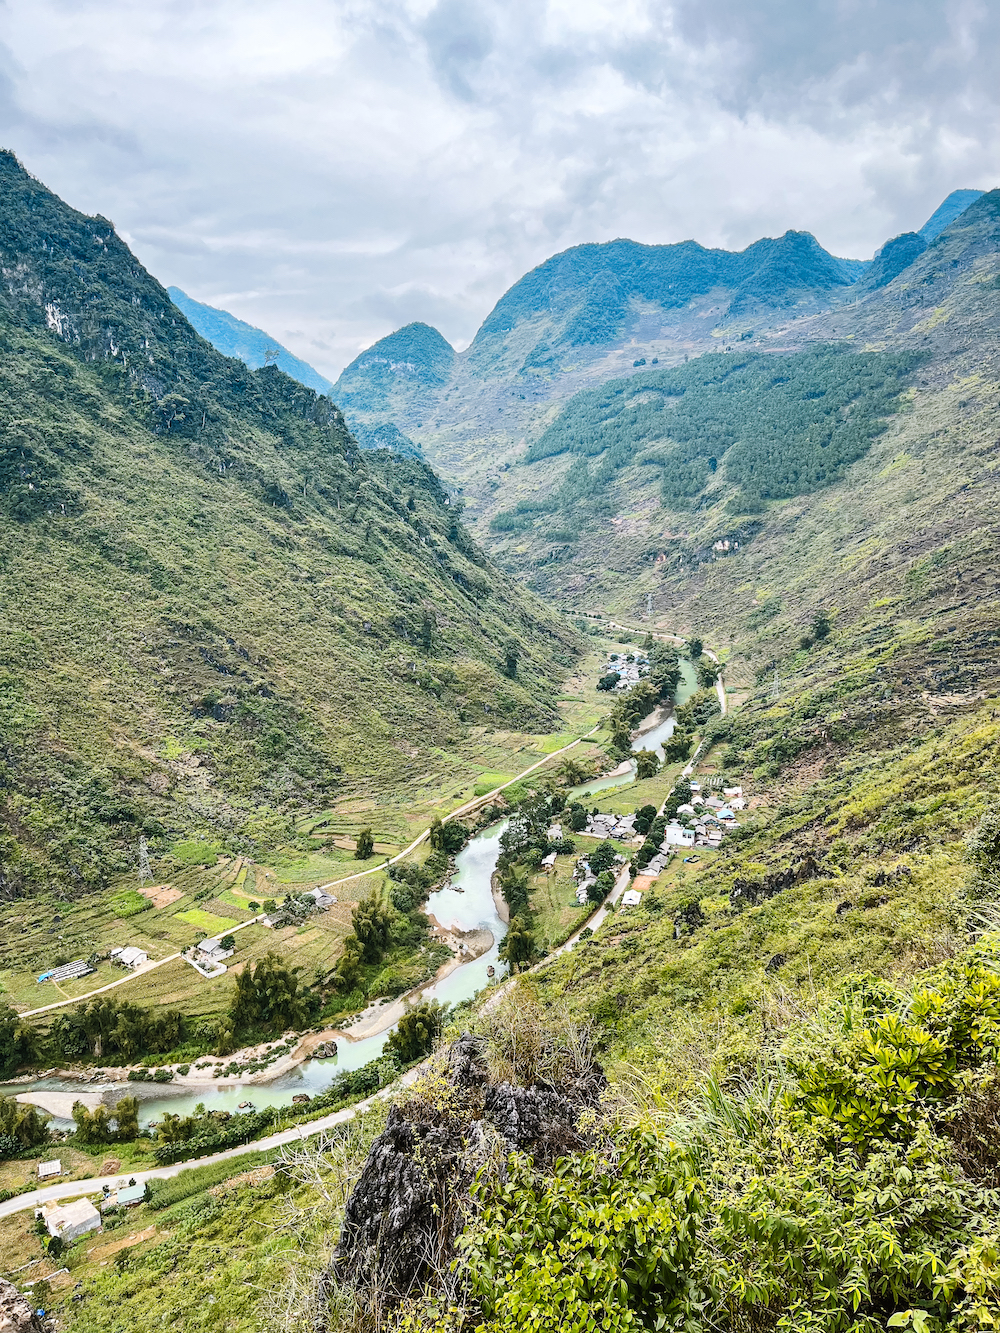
[1,158,1000,1333]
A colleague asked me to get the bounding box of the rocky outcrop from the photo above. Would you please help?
[331,1032,605,1302]
[0,1279,43,1333]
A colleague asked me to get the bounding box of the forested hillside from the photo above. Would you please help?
[0,150,577,899]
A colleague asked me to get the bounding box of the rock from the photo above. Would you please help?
[0,1277,43,1333]
[331,1030,606,1303]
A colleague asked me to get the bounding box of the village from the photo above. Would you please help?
[551,781,746,911]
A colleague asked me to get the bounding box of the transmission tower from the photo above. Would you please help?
[137,836,152,886]
[645,592,653,617]
[769,664,781,702]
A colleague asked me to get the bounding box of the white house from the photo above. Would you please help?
[37,1159,62,1181]
[547,823,563,840]
[305,888,337,909]
[723,786,744,799]
[42,1197,102,1241]
[197,937,234,964]
[110,946,148,969]
[662,824,696,848]
[540,851,558,870]
[621,889,643,907]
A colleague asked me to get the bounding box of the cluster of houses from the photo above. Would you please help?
[580,811,638,840]
[600,652,649,691]
[38,1174,148,1243]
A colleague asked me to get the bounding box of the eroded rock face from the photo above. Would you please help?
[0,1278,43,1333]
[332,1032,605,1301]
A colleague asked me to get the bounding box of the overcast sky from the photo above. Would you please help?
[0,0,997,378]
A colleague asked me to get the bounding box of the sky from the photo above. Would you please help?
[0,0,997,379]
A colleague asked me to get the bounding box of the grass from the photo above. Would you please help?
[174,909,239,935]
[527,853,591,952]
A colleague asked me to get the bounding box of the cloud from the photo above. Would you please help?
[0,0,996,377]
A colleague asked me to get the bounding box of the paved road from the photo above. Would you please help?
[17,916,263,1018]
[12,727,602,1021]
[0,1065,426,1221]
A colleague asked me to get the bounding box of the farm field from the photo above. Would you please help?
[0,638,629,1030]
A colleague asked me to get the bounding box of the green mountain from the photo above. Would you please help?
[166,286,334,396]
[0,149,576,897]
[917,186,984,241]
[467,230,867,378]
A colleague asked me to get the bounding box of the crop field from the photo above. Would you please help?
[0,639,623,1029]
[526,852,591,951]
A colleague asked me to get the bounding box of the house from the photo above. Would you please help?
[42,1197,102,1241]
[197,938,234,964]
[305,888,336,909]
[718,807,736,821]
[547,823,563,840]
[705,795,724,811]
[676,803,696,816]
[729,797,747,810]
[540,851,558,870]
[113,1183,146,1208]
[575,886,590,904]
[110,946,148,969]
[689,782,701,793]
[723,786,743,799]
[662,824,696,848]
[37,1159,61,1181]
[621,889,643,907]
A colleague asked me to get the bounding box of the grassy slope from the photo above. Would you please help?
[0,150,579,912]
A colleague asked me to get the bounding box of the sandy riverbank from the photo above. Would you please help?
[490,874,510,924]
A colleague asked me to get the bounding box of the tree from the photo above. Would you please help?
[688,637,703,660]
[588,841,618,876]
[588,870,614,904]
[247,901,261,912]
[0,1003,36,1079]
[499,916,535,968]
[351,896,394,964]
[568,805,588,832]
[355,828,375,860]
[220,934,236,951]
[811,610,831,640]
[635,749,659,780]
[0,1094,48,1155]
[558,757,592,787]
[664,729,693,762]
[228,952,307,1036]
[387,1002,444,1063]
[503,639,521,679]
[112,1096,140,1141]
[597,671,621,692]
[72,1101,113,1144]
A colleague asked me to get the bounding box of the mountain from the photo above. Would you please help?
[166,286,333,395]
[333,192,979,517]
[0,149,577,896]
[466,230,866,378]
[917,187,984,241]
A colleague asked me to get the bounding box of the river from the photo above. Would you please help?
[7,823,511,1129]
[570,656,698,797]
[10,669,694,1128]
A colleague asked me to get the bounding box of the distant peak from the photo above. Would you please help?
[918,189,985,242]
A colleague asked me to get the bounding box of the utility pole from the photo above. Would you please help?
[137,836,152,887]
